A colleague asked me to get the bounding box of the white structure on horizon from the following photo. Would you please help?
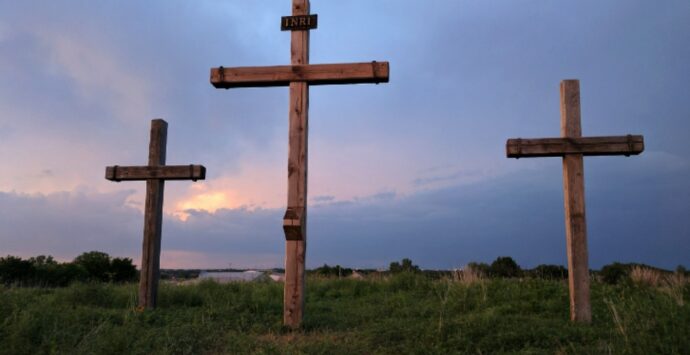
[197,270,285,283]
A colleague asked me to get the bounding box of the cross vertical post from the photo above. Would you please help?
[209,1,389,328]
[505,80,644,323]
[105,119,206,309]
[284,0,310,328]
[560,80,590,322]
[140,119,167,309]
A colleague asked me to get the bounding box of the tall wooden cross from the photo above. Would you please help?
[505,80,644,323]
[105,119,206,309]
[209,0,389,328]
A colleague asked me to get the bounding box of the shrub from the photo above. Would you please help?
[0,255,34,285]
[110,257,137,283]
[600,262,630,284]
[531,264,568,280]
[313,264,352,278]
[489,256,521,278]
[74,251,138,283]
[74,251,112,282]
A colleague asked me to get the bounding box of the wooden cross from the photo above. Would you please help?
[506,80,644,323]
[105,119,206,309]
[209,0,389,328]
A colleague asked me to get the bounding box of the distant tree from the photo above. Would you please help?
[110,257,137,283]
[29,255,59,286]
[401,258,420,273]
[73,251,112,282]
[52,263,88,286]
[0,256,34,285]
[28,255,56,266]
[599,262,629,284]
[315,264,333,276]
[389,261,402,273]
[313,264,352,277]
[489,257,521,278]
[389,258,420,274]
[531,264,568,280]
[0,252,135,287]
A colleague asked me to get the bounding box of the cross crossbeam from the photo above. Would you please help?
[105,165,206,181]
[506,135,644,158]
[505,80,644,323]
[211,62,389,88]
[105,119,206,310]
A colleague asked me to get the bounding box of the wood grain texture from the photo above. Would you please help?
[283,0,309,330]
[506,135,644,158]
[140,119,167,310]
[210,62,389,88]
[105,165,206,181]
[563,154,590,323]
[560,80,592,323]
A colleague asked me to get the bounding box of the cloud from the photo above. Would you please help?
[0,1,688,272]
[1,150,687,270]
[312,195,335,203]
[0,189,142,261]
[36,31,153,124]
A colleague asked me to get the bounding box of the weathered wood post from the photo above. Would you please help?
[284,0,310,328]
[105,119,206,309]
[209,1,389,328]
[506,80,644,322]
[560,80,590,322]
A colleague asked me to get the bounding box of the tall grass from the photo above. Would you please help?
[661,270,688,306]
[629,265,662,287]
[452,264,484,284]
[0,275,688,354]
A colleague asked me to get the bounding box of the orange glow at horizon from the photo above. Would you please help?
[174,191,232,220]
[169,170,286,221]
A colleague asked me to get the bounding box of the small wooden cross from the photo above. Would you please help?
[210,0,389,328]
[506,80,644,323]
[105,119,206,309]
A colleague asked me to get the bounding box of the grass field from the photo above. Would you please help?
[1,274,688,354]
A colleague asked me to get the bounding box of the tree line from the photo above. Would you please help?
[0,251,137,287]
[313,256,687,284]
[1,252,686,287]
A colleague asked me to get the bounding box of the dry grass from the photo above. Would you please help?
[629,266,662,287]
[452,265,484,284]
[628,266,688,306]
[660,271,688,306]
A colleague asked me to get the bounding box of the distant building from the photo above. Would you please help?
[198,270,268,283]
[349,271,364,279]
[269,273,285,282]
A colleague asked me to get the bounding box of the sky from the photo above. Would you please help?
[0,1,688,270]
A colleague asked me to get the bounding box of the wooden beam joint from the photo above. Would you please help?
[283,206,305,241]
